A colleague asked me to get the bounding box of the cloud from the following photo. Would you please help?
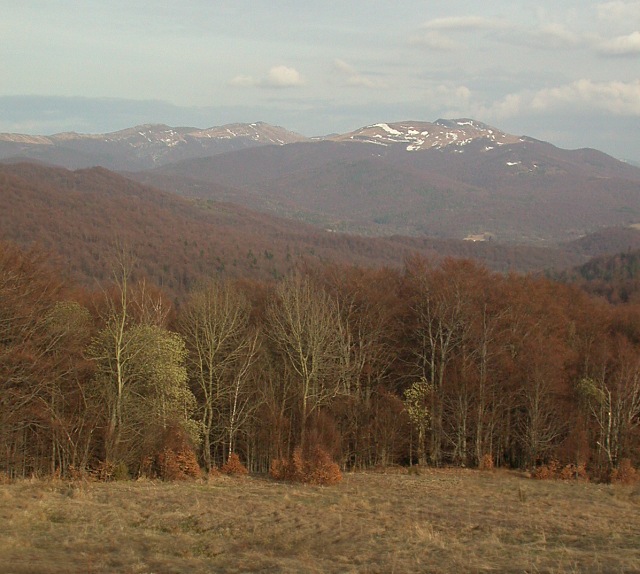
[412,16,510,50]
[425,84,472,107]
[229,75,256,87]
[531,79,640,115]
[597,1,640,23]
[229,65,304,89]
[597,31,640,55]
[333,59,385,88]
[421,16,509,31]
[532,23,581,48]
[480,79,640,120]
[264,65,304,88]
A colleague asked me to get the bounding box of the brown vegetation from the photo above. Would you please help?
[220,453,249,476]
[270,447,343,485]
[2,237,640,483]
[0,471,639,573]
[0,162,601,303]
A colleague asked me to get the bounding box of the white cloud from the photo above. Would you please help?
[333,59,385,88]
[480,79,640,120]
[229,66,304,89]
[531,79,640,115]
[425,84,472,105]
[533,23,581,47]
[421,16,509,31]
[597,31,640,55]
[263,65,304,88]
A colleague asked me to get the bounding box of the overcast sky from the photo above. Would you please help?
[1,1,639,160]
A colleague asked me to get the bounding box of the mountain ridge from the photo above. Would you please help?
[4,117,631,170]
[4,118,640,244]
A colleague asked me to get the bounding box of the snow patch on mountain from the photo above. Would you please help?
[329,119,523,152]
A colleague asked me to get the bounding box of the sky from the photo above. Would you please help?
[1,1,639,161]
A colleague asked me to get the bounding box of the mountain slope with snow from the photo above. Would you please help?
[326,119,522,151]
[0,122,307,170]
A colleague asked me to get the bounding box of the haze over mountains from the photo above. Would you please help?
[3,117,640,283]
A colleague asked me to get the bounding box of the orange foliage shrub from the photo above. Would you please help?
[157,447,201,481]
[220,452,249,476]
[559,463,589,481]
[479,453,494,471]
[534,459,560,480]
[535,460,590,481]
[610,459,639,485]
[270,447,342,485]
[155,424,201,481]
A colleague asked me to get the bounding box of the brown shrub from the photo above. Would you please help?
[534,460,560,480]
[559,463,589,481]
[220,453,249,476]
[91,461,116,482]
[479,453,494,471]
[153,424,202,481]
[67,465,89,482]
[157,447,201,481]
[270,447,342,486]
[611,459,639,485]
[535,460,590,481]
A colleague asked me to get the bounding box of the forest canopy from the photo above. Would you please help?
[1,241,639,482]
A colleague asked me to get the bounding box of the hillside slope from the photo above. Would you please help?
[0,163,592,297]
[141,130,640,242]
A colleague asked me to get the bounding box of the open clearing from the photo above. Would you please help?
[1,469,639,573]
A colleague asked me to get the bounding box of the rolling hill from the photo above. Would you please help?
[0,162,610,298]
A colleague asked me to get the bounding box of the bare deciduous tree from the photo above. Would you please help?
[178,281,260,470]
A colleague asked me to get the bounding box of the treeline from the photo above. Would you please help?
[1,241,639,481]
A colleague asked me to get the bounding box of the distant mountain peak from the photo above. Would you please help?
[0,121,308,170]
[326,118,522,152]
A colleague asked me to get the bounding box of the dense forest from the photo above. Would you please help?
[2,240,639,483]
[6,161,634,303]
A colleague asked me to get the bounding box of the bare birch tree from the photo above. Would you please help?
[178,281,259,470]
[266,273,347,451]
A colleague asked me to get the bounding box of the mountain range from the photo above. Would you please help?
[3,118,640,247]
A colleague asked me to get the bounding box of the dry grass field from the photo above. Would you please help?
[1,469,639,573]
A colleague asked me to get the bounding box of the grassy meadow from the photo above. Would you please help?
[1,469,639,573]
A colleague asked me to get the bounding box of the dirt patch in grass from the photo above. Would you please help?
[0,469,639,573]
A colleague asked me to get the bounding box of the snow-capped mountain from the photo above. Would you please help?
[0,122,307,170]
[4,117,640,243]
[0,118,528,171]
[327,119,522,152]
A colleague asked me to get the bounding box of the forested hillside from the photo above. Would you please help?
[2,241,638,482]
[558,248,640,304]
[0,162,592,301]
